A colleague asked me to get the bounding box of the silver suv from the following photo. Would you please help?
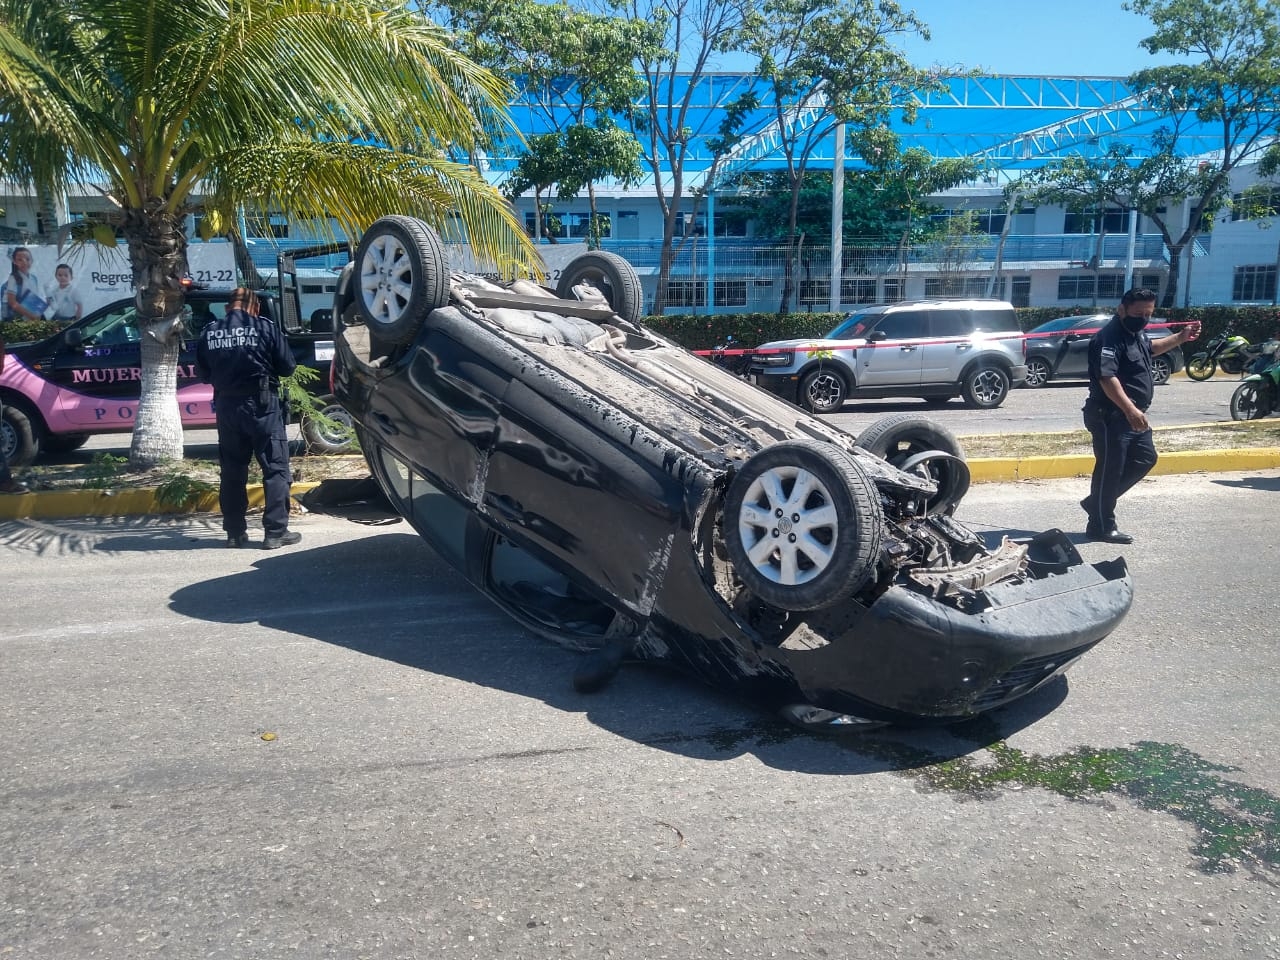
[749,299,1028,413]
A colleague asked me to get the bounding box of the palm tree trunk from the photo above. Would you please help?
[125,210,191,467]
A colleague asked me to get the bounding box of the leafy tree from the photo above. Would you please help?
[1122,0,1280,307]
[0,0,536,468]
[1011,144,1220,308]
[606,0,758,313]
[728,0,944,313]
[442,0,650,247]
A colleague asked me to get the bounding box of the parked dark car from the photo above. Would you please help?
[1022,313,1185,388]
[331,216,1133,731]
[0,288,351,465]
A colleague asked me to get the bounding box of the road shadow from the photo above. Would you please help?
[1213,474,1280,492]
[166,532,1072,775]
[0,515,224,555]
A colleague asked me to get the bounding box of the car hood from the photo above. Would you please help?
[753,337,865,351]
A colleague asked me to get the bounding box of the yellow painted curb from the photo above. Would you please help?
[0,482,320,521]
[2,450,1279,521]
[965,447,1280,483]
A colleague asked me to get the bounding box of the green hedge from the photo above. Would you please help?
[0,318,63,343]
[644,305,1280,353]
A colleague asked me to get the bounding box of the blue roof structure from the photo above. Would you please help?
[500,72,1247,180]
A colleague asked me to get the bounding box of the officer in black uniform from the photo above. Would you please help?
[195,287,300,549]
[1082,288,1199,544]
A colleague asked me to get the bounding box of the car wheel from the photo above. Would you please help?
[353,215,450,345]
[799,367,848,414]
[1230,381,1273,421]
[1185,353,1215,381]
[1151,354,1173,386]
[854,414,970,516]
[302,396,356,455]
[555,251,644,326]
[1023,357,1051,388]
[724,440,883,612]
[961,365,1010,409]
[1,404,39,467]
[40,432,90,454]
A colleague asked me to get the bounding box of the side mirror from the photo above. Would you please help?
[64,328,85,350]
[868,330,888,343]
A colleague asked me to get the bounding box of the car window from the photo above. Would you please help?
[182,299,225,339]
[80,304,142,346]
[870,311,928,340]
[969,308,1018,333]
[1031,318,1074,334]
[930,310,971,338]
[826,313,873,340]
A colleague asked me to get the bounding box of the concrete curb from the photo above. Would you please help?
[0,482,320,522]
[2,450,1278,521]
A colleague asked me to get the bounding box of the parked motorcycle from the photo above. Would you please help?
[710,335,753,379]
[1186,331,1271,380]
[1229,356,1280,420]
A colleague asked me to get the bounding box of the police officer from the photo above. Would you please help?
[1081,288,1199,544]
[195,287,300,549]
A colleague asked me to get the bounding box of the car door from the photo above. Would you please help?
[1057,318,1103,378]
[919,309,976,383]
[854,310,928,387]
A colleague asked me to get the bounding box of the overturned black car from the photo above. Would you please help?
[331,216,1132,730]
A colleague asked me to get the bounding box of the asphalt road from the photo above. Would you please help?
[67,375,1245,468]
[2,470,1277,958]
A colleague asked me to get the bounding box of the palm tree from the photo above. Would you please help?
[0,0,538,466]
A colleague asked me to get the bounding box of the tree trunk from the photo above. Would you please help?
[124,209,191,468]
[1162,243,1185,310]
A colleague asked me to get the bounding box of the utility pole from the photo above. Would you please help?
[829,123,845,313]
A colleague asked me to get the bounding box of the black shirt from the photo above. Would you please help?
[195,308,297,398]
[1087,315,1153,412]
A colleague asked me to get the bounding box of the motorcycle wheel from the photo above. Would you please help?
[1185,353,1215,381]
[1229,382,1273,421]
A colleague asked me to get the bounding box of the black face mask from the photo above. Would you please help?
[1121,314,1149,334]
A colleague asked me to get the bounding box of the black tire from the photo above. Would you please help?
[555,251,644,326]
[1230,381,1273,421]
[1023,357,1051,388]
[302,396,356,454]
[798,367,848,414]
[1185,352,1215,381]
[353,215,450,345]
[1151,354,1173,386]
[40,432,90,454]
[855,414,970,516]
[961,364,1010,409]
[724,440,882,611]
[1,404,39,467]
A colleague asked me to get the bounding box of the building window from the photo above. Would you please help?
[1231,187,1280,221]
[1064,207,1128,233]
[882,278,905,303]
[799,279,832,304]
[924,276,992,298]
[928,208,1006,234]
[1058,275,1095,299]
[1096,274,1126,299]
[840,277,876,304]
[616,210,640,239]
[665,280,706,307]
[1233,265,1277,302]
[1010,276,1031,308]
[714,280,748,307]
[674,213,748,238]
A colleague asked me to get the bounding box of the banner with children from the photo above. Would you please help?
[2,240,238,325]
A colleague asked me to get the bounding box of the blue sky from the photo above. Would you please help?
[895,0,1180,76]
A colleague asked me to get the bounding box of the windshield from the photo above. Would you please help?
[825,313,873,340]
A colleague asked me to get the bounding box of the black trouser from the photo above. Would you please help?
[215,394,291,537]
[1082,404,1158,531]
[0,397,13,484]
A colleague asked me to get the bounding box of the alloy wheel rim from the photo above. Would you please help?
[735,465,839,586]
[359,234,413,326]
